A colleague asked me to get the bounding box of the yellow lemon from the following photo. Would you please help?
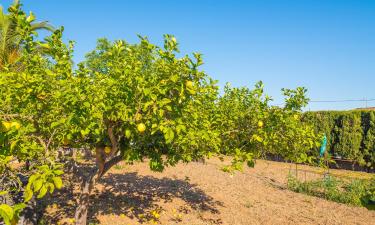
[151,210,160,219]
[185,81,193,89]
[10,121,21,130]
[137,123,146,133]
[104,146,112,154]
[1,121,12,131]
[258,121,263,128]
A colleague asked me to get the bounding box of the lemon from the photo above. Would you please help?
[137,123,146,133]
[10,121,21,130]
[258,121,263,128]
[1,121,12,131]
[185,81,193,89]
[104,146,112,154]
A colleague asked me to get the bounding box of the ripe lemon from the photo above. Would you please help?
[185,81,193,89]
[10,121,21,130]
[1,121,12,131]
[137,123,146,133]
[258,121,264,128]
[104,146,112,154]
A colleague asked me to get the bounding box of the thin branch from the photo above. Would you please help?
[221,129,240,135]
[0,113,33,121]
[46,129,57,150]
[36,136,47,151]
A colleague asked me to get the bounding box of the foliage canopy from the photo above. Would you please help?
[0,1,322,224]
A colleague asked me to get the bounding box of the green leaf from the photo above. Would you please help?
[48,183,55,194]
[50,121,60,128]
[33,179,43,192]
[125,129,131,139]
[53,170,64,175]
[80,128,90,137]
[26,12,36,22]
[37,186,48,198]
[24,189,33,202]
[52,177,63,189]
[27,174,39,189]
[10,140,18,150]
[12,203,26,213]
[0,204,14,222]
[164,128,174,144]
[247,160,255,168]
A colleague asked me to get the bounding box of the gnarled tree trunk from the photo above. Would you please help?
[74,155,123,225]
[74,168,97,225]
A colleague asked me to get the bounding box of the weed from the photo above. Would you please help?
[287,173,375,208]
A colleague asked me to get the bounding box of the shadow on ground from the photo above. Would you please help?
[39,172,223,224]
[88,172,223,224]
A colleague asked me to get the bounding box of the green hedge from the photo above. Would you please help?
[303,110,375,169]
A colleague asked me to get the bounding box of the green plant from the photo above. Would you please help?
[0,0,54,72]
[23,164,64,201]
[0,201,26,225]
[217,83,320,171]
[0,2,66,224]
[287,174,375,208]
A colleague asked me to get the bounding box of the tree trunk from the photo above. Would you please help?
[74,169,97,225]
[74,155,123,225]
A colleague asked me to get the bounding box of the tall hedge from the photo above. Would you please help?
[303,110,375,169]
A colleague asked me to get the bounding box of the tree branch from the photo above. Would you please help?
[107,126,119,155]
[97,155,123,180]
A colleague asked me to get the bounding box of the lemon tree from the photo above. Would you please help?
[66,36,221,224]
[265,87,320,163]
[0,3,69,224]
[216,81,272,170]
[217,82,319,171]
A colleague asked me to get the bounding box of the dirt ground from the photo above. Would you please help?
[43,158,375,225]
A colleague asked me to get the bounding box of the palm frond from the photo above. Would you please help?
[31,21,55,32]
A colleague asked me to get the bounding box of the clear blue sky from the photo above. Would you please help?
[3,0,375,110]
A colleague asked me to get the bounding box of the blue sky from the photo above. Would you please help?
[3,0,375,110]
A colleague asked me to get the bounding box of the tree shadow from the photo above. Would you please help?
[38,171,223,224]
[88,172,223,224]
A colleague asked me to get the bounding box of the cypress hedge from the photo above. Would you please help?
[303,110,375,169]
